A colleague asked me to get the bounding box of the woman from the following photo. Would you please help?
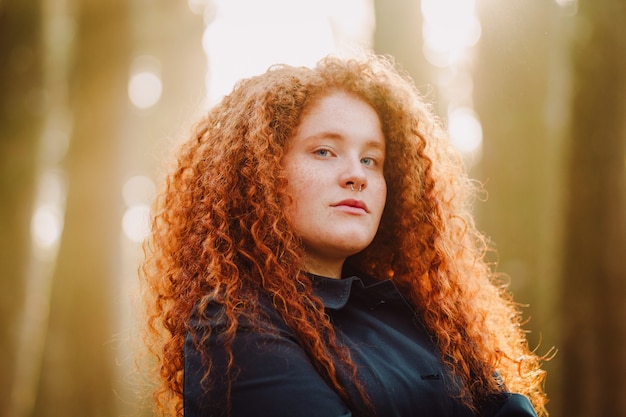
[142,53,548,416]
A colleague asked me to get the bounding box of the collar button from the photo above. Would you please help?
[369,299,387,310]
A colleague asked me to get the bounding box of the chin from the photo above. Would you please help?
[332,236,375,256]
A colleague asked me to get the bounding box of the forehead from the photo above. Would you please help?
[296,91,383,137]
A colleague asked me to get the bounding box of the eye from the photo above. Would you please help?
[361,157,374,166]
[314,148,332,157]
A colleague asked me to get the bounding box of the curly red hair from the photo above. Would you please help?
[141,53,548,416]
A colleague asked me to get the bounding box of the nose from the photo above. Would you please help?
[342,158,367,192]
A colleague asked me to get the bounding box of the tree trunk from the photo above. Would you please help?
[561,1,626,416]
[0,1,42,415]
[32,1,130,416]
[473,1,566,414]
[373,0,431,89]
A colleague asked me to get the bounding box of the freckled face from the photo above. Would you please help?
[282,91,387,276]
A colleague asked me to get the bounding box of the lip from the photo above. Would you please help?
[332,199,369,213]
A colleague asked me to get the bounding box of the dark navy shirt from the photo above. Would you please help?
[184,272,538,417]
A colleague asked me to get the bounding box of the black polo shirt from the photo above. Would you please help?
[184,272,538,417]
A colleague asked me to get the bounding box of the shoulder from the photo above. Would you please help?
[480,393,538,417]
[184,294,351,417]
[187,293,296,341]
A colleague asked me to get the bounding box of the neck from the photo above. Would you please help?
[302,256,344,279]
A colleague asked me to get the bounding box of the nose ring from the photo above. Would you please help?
[349,183,363,192]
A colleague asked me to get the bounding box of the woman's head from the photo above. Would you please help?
[161,54,449,282]
[281,90,387,278]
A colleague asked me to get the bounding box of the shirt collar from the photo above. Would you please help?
[309,269,414,313]
[310,274,360,310]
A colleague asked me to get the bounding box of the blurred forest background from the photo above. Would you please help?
[1,0,625,416]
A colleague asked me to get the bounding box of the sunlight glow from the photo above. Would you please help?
[32,205,63,249]
[187,0,210,15]
[421,0,481,68]
[201,0,374,105]
[122,205,151,243]
[421,0,483,165]
[128,72,162,109]
[121,175,155,243]
[30,170,66,252]
[122,175,156,207]
[448,107,483,154]
[128,56,163,109]
[554,0,578,16]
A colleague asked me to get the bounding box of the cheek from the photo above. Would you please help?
[281,161,301,208]
[374,179,388,215]
[285,163,321,201]
[282,178,309,223]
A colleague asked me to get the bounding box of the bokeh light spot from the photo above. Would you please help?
[122,175,156,207]
[448,107,483,154]
[31,205,63,249]
[122,205,151,243]
[421,0,481,68]
[128,71,162,109]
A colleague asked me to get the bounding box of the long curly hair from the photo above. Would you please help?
[141,53,548,416]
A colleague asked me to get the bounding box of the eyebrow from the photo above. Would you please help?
[300,131,386,150]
